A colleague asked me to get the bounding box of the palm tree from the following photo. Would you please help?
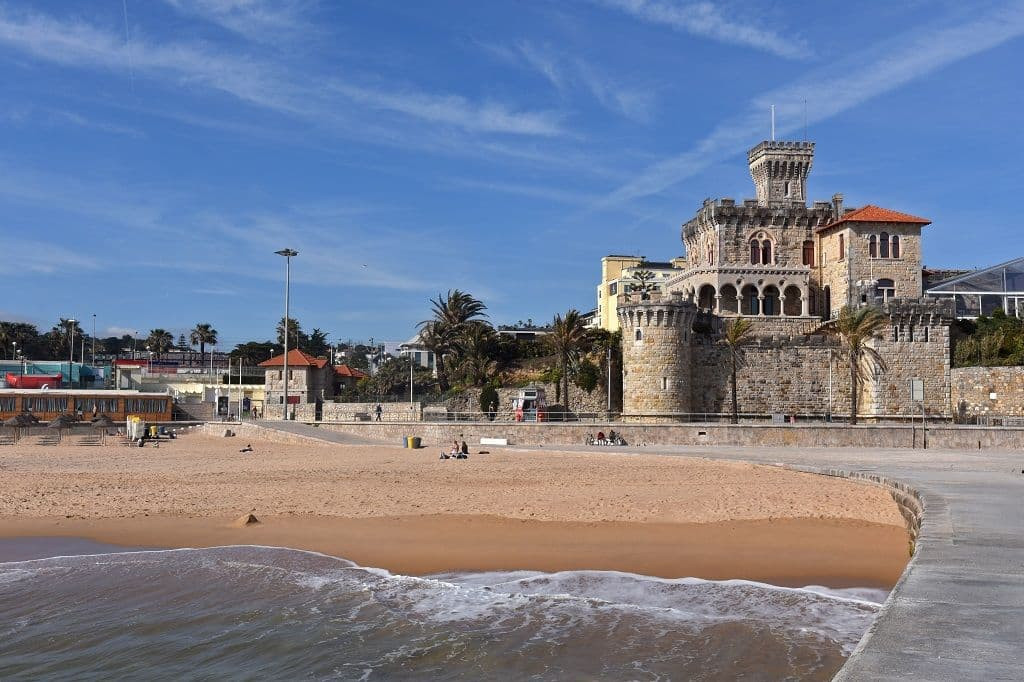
[829,305,889,424]
[455,321,497,386]
[418,290,488,391]
[547,309,590,411]
[722,318,755,424]
[189,323,218,365]
[48,318,85,360]
[276,317,307,350]
[146,329,174,358]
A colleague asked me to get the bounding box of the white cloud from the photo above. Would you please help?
[591,0,811,59]
[161,0,314,43]
[2,238,98,273]
[484,40,655,122]
[0,6,565,138]
[601,1,1024,206]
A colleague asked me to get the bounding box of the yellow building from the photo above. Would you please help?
[595,255,687,331]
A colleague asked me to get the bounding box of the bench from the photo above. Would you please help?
[480,437,508,446]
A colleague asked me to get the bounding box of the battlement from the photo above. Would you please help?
[882,298,955,323]
[616,291,697,329]
[747,140,815,159]
[683,200,833,241]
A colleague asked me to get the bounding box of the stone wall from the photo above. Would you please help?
[310,421,1024,451]
[691,336,853,417]
[263,401,422,421]
[866,301,953,417]
[951,366,1024,419]
[444,382,609,419]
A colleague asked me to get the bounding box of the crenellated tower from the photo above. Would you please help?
[616,291,698,421]
[748,140,814,206]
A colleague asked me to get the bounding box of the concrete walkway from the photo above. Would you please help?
[260,422,1024,680]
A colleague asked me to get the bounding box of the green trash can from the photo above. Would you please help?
[410,436,421,449]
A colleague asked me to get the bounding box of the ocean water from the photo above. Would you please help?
[0,543,886,680]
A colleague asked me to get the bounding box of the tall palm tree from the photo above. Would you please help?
[48,318,85,360]
[547,309,590,411]
[146,329,174,358]
[418,290,488,391]
[455,321,497,386]
[722,318,755,424]
[829,305,889,424]
[189,323,218,365]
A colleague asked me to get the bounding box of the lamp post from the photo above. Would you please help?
[91,314,96,366]
[275,248,298,419]
[67,318,77,388]
[11,341,15,362]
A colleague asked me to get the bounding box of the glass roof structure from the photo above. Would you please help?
[926,257,1024,318]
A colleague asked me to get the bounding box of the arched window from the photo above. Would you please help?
[761,240,772,264]
[869,235,877,258]
[892,235,900,258]
[801,240,814,266]
[838,234,845,260]
[750,240,760,264]
[635,328,643,342]
[719,284,739,314]
[880,232,890,258]
[784,181,791,197]
[762,286,780,316]
[783,285,802,316]
[707,245,714,266]
[742,285,760,315]
[697,284,716,311]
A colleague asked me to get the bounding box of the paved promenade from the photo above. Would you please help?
[260,421,1024,680]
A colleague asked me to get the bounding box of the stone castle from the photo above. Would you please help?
[618,139,955,421]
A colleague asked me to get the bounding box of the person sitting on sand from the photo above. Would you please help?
[596,431,605,444]
[460,440,469,455]
[239,444,254,453]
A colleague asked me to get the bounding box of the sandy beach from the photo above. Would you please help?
[0,433,910,586]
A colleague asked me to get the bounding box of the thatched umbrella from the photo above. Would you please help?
[91,415,114,443]
[48,414,77,442]
[4,413,38,442]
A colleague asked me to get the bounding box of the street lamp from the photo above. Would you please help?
[11,341,15,361]
[275,248,298,419]
[67,318,77,388]
[91,313,96,366]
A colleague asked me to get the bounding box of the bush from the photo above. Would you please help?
[574,359,600,393]
[479,385,499,413]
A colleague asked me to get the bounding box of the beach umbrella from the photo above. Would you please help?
[91,415,114,442]
[5,413,38,442]
[48,414,76,442]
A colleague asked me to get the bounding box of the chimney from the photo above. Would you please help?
[831,193,844,218]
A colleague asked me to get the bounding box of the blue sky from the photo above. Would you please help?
[2,0,1023,347]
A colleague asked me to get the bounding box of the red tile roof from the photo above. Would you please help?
[817,205,931,232]
[258,349,328,368]
[334,364,368,379]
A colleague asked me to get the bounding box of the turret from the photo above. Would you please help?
[748,140,814,206]
[617,291,697,420]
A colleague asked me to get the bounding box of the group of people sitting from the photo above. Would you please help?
[587,430,623,446]
[440,439,469,459]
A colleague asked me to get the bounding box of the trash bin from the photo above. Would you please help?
[409,436,421,449]
[403,436,412,448]
[149,425,158,438]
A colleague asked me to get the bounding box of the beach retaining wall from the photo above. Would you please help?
[305,421,1024,450]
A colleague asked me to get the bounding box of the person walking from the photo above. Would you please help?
[375,404,383,421]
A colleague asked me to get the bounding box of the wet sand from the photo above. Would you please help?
[0,434,910,585]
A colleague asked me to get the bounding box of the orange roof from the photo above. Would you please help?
[818,204,931,232]
[334,364,368,379]
[259,349,328,368]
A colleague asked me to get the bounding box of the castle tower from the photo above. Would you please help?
[617,292,697,421]
[747,141,814,206]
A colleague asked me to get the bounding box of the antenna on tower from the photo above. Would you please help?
[803,99,808,141]
[770,105,775,141]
